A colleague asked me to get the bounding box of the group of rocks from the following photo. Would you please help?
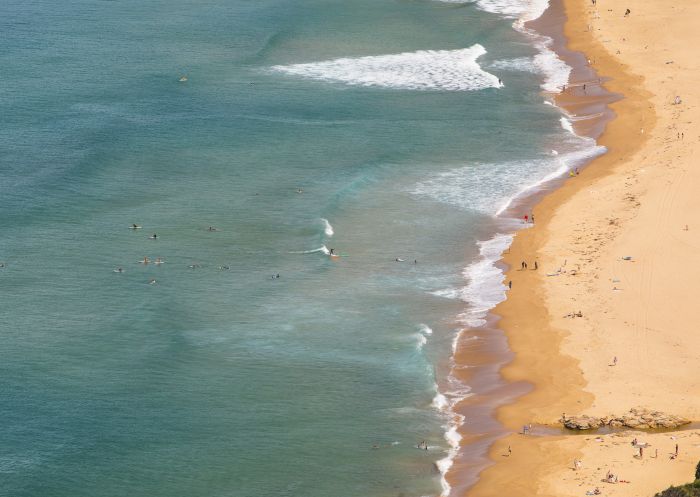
[562,407,690,430]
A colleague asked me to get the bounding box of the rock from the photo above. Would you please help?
[563,415,603,430]
[561,408,690,431]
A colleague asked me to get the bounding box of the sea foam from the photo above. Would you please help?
[435,0,549,23]
[411,141,604,217]
[271,45,502,91]
[320,218,334,237]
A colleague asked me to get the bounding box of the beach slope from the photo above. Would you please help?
[466,0,700,495]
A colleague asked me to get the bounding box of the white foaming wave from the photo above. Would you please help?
[475,0,549,23]
[489,57,538,73]
[435,0,549,23]
[436,420,464,495]
[290,245,330,255]
[419,323,433,336]
[430,235,512,327]
[432,391,449,411]
[271,45,502,91]
[320,218,334,237]
[432,375,473,496]
[489,44,571,93]
[533,40,572,92]
[458,234,513,327]
[560,116,575,135]
[415,333,428,350]
[412,137,604,217]
[495,144,605,216]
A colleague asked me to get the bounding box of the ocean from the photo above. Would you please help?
[0,0,601,496]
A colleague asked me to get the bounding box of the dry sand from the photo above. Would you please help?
[464,0,700,495]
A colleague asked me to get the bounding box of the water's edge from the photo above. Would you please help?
[440,0,620,494]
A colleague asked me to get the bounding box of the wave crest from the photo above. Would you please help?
[271,45,502,91]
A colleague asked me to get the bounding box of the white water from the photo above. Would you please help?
[272,45,502,92]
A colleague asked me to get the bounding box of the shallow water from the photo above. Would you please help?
[1,1,596,496]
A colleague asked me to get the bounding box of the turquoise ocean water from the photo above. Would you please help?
[1,1,600,496]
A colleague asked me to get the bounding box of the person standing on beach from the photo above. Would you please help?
[534,261,538,270]
[509,280,512,289]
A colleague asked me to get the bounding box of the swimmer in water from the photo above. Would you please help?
[148,278,157,285]
[114,267,124,273]
[130,224,140,229]
[141,256,150,265]
[149,233,157,240]
[218,265,230,270]
[155,257,163,265]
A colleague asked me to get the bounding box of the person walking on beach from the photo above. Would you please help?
[508,446,512,456]
[509,280,512,289]
[675,443,679,457]
[534,261,538,270]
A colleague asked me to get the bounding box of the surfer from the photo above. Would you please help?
[149,233,157,240]
[114,267,123,273]
[140,256,150,265]
[130,223,141,229]
[148,278,157,285]
[329,248,335,255]
[207,226,218,232]
[155,257,164,265]
[395,258,404,262]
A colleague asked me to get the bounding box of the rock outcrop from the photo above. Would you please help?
[562,408,690,431]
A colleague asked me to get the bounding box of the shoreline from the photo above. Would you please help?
[440,0,620,493]
[458,0,700,496]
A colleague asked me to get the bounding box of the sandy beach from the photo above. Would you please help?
[461,0,700,495]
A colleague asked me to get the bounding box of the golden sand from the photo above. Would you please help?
[463,0,700,495]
